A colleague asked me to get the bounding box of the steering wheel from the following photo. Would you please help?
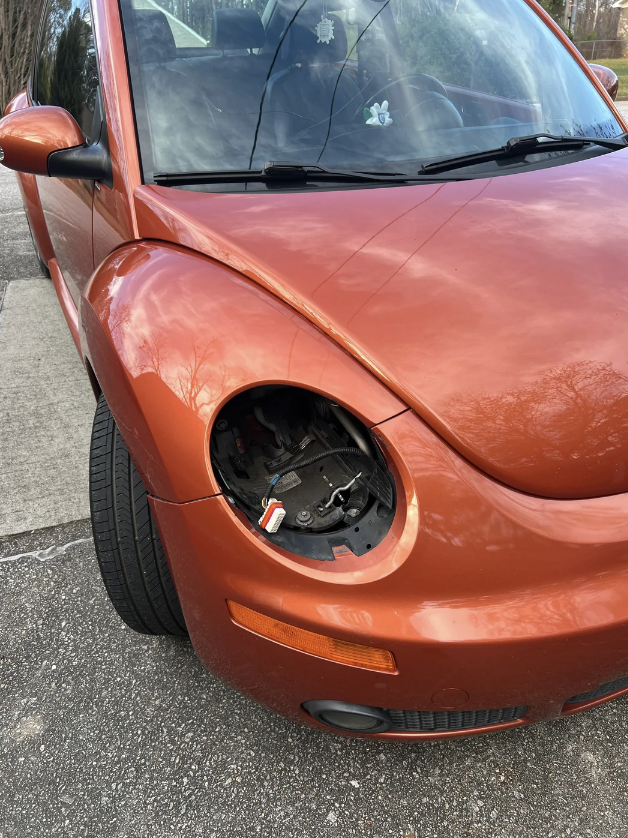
[402,93,464,132]
[364,73,449,108]
[357,73,463,132]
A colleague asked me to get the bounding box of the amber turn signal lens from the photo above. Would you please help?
[227,600,397,674]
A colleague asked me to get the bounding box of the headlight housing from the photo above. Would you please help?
[210,385,396,561]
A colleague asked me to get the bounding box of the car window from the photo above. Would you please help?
[396,1,535,102]
[131,0,213,48]
[35,0,99,142]
[119,0,623,188]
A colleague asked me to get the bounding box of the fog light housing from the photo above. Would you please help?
[304,700,391,733]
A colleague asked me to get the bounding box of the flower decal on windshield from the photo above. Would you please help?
[364,101,393,127]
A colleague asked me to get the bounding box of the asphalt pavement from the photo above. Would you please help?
[4,116,628,836]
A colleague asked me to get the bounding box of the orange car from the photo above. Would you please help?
[3,0,628,740]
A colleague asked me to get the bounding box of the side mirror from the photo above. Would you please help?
[0,105,111,182]
[589,63,619,102]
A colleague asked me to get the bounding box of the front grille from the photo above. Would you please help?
[385,706,527,732]
[565,675,628,705]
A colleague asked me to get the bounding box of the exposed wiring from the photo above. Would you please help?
[324,472,362,509]
[262,447,373,508]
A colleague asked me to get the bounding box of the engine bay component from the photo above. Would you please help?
[211,386,396,561]
[259,499,286,534]
[326,473,362,509]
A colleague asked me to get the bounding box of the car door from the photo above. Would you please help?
[32,0,99,309]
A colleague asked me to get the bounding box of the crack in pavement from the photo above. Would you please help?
[0,537,92,564]
[0,279,7,314]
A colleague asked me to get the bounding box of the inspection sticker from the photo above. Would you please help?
[273,471,302,493]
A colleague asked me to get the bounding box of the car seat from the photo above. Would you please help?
[133,9,224,173]
[261,12,363,148]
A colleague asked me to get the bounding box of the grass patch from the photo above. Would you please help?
[591,58,628,100]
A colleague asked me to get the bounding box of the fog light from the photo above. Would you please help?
[227,601,397,673]
[303,700,391,733]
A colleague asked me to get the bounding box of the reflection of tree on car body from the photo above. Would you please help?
[37,1,97,140]
[447,361,628,493]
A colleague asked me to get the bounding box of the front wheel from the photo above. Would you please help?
[26,218,50,278]
[89,394,188,636]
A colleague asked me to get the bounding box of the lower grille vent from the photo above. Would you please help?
[566,675,628,705]
[385,706,527,732]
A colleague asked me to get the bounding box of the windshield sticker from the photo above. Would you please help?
[365,101,393,127]
[316,14,335,44]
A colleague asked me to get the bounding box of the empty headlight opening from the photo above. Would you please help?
[210,386,396,561]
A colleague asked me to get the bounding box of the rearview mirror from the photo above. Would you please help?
[0,105,110,182]
[589,63,619,101]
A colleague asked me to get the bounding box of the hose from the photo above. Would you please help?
[254,405,282,449]
[329,403,374,457]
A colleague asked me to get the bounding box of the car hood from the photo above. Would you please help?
[135,151,628,499]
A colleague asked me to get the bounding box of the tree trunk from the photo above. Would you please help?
[0,0,42,113]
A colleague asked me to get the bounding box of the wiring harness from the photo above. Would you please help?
[261,447,373,509]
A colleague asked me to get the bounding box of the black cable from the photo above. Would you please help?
[262,447,373,508]
[247,0,310,169]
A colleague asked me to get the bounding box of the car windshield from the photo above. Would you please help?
[119,0,623,187]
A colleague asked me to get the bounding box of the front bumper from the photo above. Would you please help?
[150,410,628,740]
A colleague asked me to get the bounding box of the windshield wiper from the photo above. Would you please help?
[420,133,628,175]
[262,162,415,181]
[153,137,628,187]
[153,161,477,187]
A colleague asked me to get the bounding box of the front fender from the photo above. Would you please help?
[81,241,405,502]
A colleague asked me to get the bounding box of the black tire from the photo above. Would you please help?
[89,394,188,636]
[26,217,51,278]
[37,255,51,279]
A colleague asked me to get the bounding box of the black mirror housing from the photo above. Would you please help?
[48,139,113,187]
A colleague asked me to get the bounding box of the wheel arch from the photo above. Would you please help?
[84,357,102,401]
[81,240,405,504]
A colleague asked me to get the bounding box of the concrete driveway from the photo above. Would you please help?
[3,137,628,837]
